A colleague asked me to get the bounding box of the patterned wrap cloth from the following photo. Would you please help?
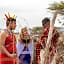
[36,26,59,64]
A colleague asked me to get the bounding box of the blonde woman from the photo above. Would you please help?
[16,27,33,64]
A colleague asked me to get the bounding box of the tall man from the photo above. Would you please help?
[0,12,17,64]
[36,17,59,64]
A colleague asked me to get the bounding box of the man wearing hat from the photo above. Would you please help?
[0,12,17,64]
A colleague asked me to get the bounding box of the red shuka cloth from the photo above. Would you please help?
[36,26,59,64]
[0,34,16,64]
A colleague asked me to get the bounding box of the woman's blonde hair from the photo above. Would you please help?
[19,27,29,39]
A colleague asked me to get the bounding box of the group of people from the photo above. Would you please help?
[0,12,61,64]
[0,13,33,64]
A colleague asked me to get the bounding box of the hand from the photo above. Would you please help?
[16,58,21,63]
[9,53,17,58]
[30,58,33,62]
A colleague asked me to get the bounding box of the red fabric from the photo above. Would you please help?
[41,26,59,52]
[0,53,16,64]
[36,25,59,64]
[5,34,16,53]
[0,34,16,64]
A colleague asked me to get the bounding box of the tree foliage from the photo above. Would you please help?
[32,26,43,31]
[48,1,64,10]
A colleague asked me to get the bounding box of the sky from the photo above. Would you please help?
[0,0,64,32]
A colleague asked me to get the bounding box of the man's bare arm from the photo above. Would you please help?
[0,31,16,58]
[0,31,11,57]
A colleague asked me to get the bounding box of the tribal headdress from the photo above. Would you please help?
[5,12,16,21]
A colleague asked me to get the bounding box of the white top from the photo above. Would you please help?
[16,41,33,58]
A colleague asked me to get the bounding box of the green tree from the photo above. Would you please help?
[48,1,64,11]
[32,26,43,31]
[32,26,43,35]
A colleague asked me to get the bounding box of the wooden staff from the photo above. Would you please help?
[43,11,58,64]
[12,30,16,64]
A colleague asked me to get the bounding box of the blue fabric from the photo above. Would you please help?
[19,54,31,64]
[16,41,33,64]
